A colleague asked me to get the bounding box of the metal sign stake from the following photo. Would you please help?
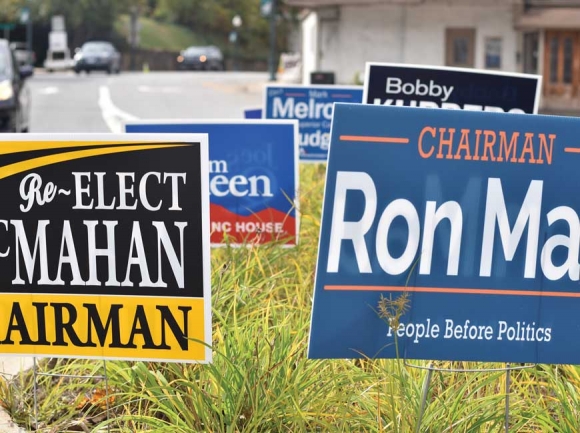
[32,357,38,430]
[415,362,434,433]
[103,359,111,433]
[405,361,533,432]
[505,363,511,433]
[30,358,111,431]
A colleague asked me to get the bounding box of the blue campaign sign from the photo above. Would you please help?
[243,107,263,119]
[126,120,299,246]
[263,85,363,162]
[309,103,580,364]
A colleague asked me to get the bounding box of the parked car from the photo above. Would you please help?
[44,49,75,72]
[0,39,31,132]
[177,46,224,71]
[9,42,35,67]
[73,41,121,74]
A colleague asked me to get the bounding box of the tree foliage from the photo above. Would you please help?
[0,0,23,23]
[32,0,149,47]
[151,0,288,58]
[1,0,292,59]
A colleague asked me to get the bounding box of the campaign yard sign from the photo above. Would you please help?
[364,62,541,114]
[308,103,580,364]
[125,120,299,246]
[0,133,211,363]
[244,107,263,119]
[264,84,363,162]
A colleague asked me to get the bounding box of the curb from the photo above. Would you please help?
[0,357,34,433]
[0,411,25,433]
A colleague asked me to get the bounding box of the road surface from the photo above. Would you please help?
[29,70,268,133]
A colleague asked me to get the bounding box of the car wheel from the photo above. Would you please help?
[11,109,22,133]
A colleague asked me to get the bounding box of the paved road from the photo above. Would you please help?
[29,70,268,133]
[0,70,270,380]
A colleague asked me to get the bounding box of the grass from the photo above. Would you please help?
[114,15,216,52]
[1,163,580,431]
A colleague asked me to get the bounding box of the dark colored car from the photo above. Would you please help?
[0,39,32,132]
[73,41,121,74]
[177,46,224,71]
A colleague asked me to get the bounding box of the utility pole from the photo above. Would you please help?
[129,6,138,71]
[268,0,277,81]
[20,6,32,53]
[232,15,242,71]
[26,14,32,55]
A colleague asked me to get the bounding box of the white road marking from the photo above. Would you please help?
[98,86,139,133]
[138,85,181,93]
[39,86,59,95]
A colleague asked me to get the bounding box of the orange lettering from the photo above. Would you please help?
[436,128,455,159]
[481,130,496,162]
[537,133,555,164]
[497,131,519,162]
[472,130,482,161]
[518,133,537,163]
[454,129,472,160]
[418,126,436,158]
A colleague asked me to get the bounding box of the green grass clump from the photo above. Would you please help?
[3,164,580,431]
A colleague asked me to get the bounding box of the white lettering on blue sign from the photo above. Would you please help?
[326,172,579,282]
[385,77,454,102]
[272,97,333,120]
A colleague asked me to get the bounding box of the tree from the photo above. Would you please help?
[153,0,282,59]
[0,0,24,22]
[26,0,146,47]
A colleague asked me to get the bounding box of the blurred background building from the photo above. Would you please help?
[287,0,580,110]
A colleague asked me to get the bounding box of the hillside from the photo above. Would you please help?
[114,15,221,52]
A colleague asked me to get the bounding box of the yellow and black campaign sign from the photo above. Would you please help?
[0,134,211,363]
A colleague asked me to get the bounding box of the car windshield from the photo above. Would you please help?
[185,47,207,56]
[82,43,112,54]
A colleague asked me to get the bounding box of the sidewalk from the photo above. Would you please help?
[540,110,580,118]
[0,358,34,377]
[0,357,34,433]
[0,407,25,432]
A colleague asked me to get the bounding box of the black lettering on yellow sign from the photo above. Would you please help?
[0,295,206,361]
